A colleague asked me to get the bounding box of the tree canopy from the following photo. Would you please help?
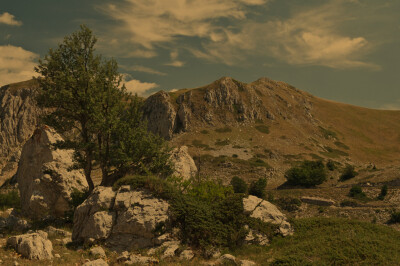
[35,25,172,192]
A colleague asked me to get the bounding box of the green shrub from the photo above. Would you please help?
[275,197,302,212]
[326,160,336,171]
[230,176,248,194]
[284,160,327,187]
[0,190,20,210]
[349,185,366,199]
[70,188,89,209]
[377,184,388,200]
[255,125,270,134]
[389,211,400,224]
[215,126,232,133]
[249,178,267,198]
[340,165,358,181]
[215,139,230,146]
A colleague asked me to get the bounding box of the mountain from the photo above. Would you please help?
[143,77,400,187]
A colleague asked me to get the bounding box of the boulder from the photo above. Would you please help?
[170,146,197,180]
[301,196,335,206]
[82,259,108,266]
[7,230,53,260]
[90,246,106,258]
[73,186,170,251]
[16,125,88,219]
[0,80,43,185]
[243,195,293,236]
[0,211,31,233]
[180,249,195,260]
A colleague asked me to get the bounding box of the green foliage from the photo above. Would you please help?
[69,189,89,209]
[326,160,336,171]
[349,185,366,200]
[230,176,248,194]
[215,126,232,133]
[389,211,400,224]
[284,160,327,187]
[319,126,337,139]
[340,165,358,181]
[200,130,209,134]
[215,139,230,146]
[377,184,388,200]
[275,197,302,212]
[0,190,20,211]
[249,178,267,198]
[35,25,172,189]
[334,141,350,150]
[255,125,270,134]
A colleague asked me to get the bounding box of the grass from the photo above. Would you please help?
[192,139,210,149]
[215,126,232,133]
[334,141,350,150]
[319,126,337,139]
[255,125,270,134]
[215,139,230,146]
[232,217,400,265]
[0,190,20,211]
[320,146,349,158]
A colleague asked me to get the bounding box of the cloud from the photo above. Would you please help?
[165,50,185,67]
[122,75,159,96]
[0,12,22,26]
[0,45,38,86]
[121,65,166,76]
[100,0,270,56]
[380,100,400,110]
[192,1,379,69]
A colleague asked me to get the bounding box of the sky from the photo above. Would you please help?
[0,0,399,109]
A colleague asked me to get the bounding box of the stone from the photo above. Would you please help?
[16,126,88,219]
[0,80,43,186]
[243,195,293,236]
[161,240,180,258]
[7,231,53,260]
[239,260,256,266]
[90,246,106,258]
[82,259,108,266]
[219,254,237,264]
[126,254,159,264]
[180,249,194,260]
[245,228,269,246]
[301,196,335,206]
[116,251,130,262]
[54,253,61,258]
[73,186,170,251]
[45,226,72,237]
[0,214,31,232]
[170,146,197,180]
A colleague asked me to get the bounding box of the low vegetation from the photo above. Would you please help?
[0,190,20,211]
[284,160,327,187]
[377,184,388,200]
[348,185,368,201]
[248,178,267,199]
[215,126,232,133]
[230,176,248,194]
[255,124,270,134]
[340,165,358,181]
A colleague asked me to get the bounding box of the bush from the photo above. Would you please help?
[230,176,248,194]
[326,160,336,171]
[340,165,357,181]
[349,185,366,199]
[249,178,267,198]
[284,160,327,187]
[377,185,388,200]
[389,211,400,224]
[0,190,20,210]
[275,197,302,212]
[255,125,270,134]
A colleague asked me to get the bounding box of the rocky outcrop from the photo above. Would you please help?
[7,230,53,260]
[170,146,197,180]
[72,186,170,251]
[16,126,88,219]
[243,195,293,236]
[0,80,42,185]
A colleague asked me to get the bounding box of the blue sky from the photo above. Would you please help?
[1,0,399,109]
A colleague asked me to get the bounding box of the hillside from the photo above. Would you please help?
[142,77,400,188]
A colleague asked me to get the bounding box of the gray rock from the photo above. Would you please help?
[239,260,256,266]
[7,230,53,260]
[161,240,180,258]
[180,249,194,260]
[90,246,106,258]
[73,186,170,251]
[170,146,197,180]
[0,81,43,185]
[301,196,335,206]
[16,126,88,219]
[219,254,237,264]
[82,259,108,266]
[243,195,293,236]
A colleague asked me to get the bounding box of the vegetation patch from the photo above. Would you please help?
[275,197,302,212]
[230,176,248,194]
[348,185,368,201]
[215,126,232,133]
[192,139,210,149]
[215,139,230,146]
[285,160,327,187]
[319,126,337,139]
[249,178,267,199]
[377,185,388,200]
[334,141,350,150]
[0,190,20,211]
[255,125,270,134]
[320,146,349,158]
[200,130,209,134]
[340,165,358,181]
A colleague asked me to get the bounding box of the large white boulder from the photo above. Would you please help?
[243,195,293,236]
[16,126,88,219]
[72,185,170,251]
[170,146,197,180]
[7,230,53,260]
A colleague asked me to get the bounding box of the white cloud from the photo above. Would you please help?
[165,50,185,67]
[191,1,379,69]
[0,45,38,86]
[0,12,22,26]
[122,75,159,96]
[100,0,270,56]
[121,65,167,76]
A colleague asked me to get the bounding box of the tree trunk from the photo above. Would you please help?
[84,157,94,193]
